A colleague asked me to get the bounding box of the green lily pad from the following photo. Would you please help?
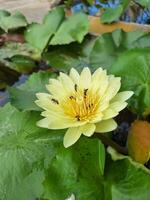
[9,71,57,111]
[0,10,27,32]
[0,103,63,200]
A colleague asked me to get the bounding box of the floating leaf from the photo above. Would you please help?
[43,137,150,200]
[25,7,65,52]
[0,42,40,67]
[9,55,36,73]
[43,38,94,72]
[7,170,45,200]
[0,10,27,32]
[43,31,150,72]
[43,138,105,200]
[105,147,150,200]
[110,48,150,114]
[50,12,89,45]
[0,103,63,200]
[9,71,57,111]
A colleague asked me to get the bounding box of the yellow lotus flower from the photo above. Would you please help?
[35,67,133,148]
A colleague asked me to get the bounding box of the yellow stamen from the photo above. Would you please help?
[61,87,100,122]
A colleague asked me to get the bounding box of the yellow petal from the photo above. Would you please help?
[35,100,61,114]
[38,115,85,130]
[109,101,127,113]
[36,92,51,100]
[59,72,74,93]
[69,68,80,84]
[90,112,103,123]
[92,67,103,79]
[81,123,95,137]
[46,79,66,100]
[35,93,62,112]
[37,118,50,128]
[63,127,82,148]
[95,119,117,133]
[102,108,118,120]
[35,93,53,109]
[101,76,121,102]
[63,123,95,148]
[98,101,109,112]
[43,109,87,128]
[91,68,108,96]
[79,67,91,89]
[102,101,128,120]
[111,91,134,103]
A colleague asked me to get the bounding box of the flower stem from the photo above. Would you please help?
[94,133,128,155]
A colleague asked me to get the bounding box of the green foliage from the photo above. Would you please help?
[98,140,105,175]
[0,103,149,200]
[43,138,105,200]
[9,71,57,111]
[44,34,121,72]
[101,0,130,23]
[0,103,63,200]
[25,6,65,52]
[0,10,27,31]
[0,42,40,73]
[0,64,19,89]
[43,37,96,72]
[43,31,150,115]
[43,138,150,200]
[9,55,36,73]
[136,0,150,6]
[44,31,150,72]
[0,42,40,60]
[101,5,123,23]
[106,147,150,200]
[25,6,89,53]
[50,12,89,45]
[87,0,95,5]
[110,48,150,114]
[1,5,150,200]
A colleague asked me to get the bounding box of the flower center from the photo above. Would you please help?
[62,86,100,122]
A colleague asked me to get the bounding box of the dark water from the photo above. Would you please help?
[112,109,136,147]
[0,74,28,106]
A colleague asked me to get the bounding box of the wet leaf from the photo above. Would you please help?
[0,103,63,200]
[43,138,105,200]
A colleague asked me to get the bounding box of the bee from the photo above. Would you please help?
[84,89,88,99]
[51,98,59,105]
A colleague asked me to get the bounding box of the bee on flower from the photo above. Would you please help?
[35,67,133,148]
